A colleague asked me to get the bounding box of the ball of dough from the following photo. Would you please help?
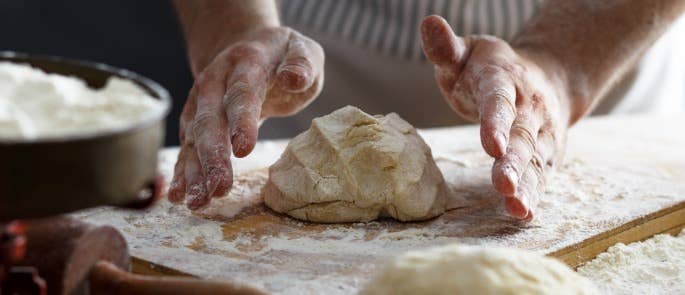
[262,106,448,223]
[360,244,599,295]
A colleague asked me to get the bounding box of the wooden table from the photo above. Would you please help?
[74,114,685,294]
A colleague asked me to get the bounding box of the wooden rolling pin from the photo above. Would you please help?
[12,217,266,295]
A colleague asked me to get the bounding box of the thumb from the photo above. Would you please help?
[420,15,467,68]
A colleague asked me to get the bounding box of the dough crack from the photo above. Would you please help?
[263,106,449,223]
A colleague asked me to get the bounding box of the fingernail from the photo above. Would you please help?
[503,165,518,188]
[278,65,309,90]
[518,193,530,212]
[524,207,535,221]
[231,132,253,157]
[205,167,224,196]
[515,187,532,219]
[231,132,244,150]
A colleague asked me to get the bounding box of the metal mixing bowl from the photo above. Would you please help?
[0,52,171,221]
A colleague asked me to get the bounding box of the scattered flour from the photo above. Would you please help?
[0,61,165,140]
[73,114,685,295]
[578,230,685,295]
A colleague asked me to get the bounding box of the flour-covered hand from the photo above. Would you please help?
[421,15,573,220]
[169,27,324,210]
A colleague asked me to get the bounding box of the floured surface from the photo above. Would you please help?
[74,114,685,294]
[578,230,685,295]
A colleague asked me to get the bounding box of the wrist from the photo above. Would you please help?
[177,1,280,74]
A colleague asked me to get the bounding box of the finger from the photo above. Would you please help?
[420,15,467,68]
[276,32,324,93]
[168,145,187,204]
[492,108,542,196]
[193,67,232,199]
[184,144,210,210]
[192,104,232,199]
[505,159,541,220]
[506,129,556,220]
[225,59,268,158]
[179,87,198,141]
[535,129,558,170]
[169,88,198,203]
[421,15,474,118]
[476,71,517,158]
[195,127,232,199]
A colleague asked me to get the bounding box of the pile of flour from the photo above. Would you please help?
[0,62,164,140]
[578,230,685,295]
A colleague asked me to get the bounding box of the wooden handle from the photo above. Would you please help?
[89,261,268,295]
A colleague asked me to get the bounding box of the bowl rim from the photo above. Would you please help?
[0,51,172,145]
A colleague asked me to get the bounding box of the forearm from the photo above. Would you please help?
[513,0,685,124]
[173,0,280,74]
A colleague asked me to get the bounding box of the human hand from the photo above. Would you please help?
[169,27,324,210]
[421,15,574,221]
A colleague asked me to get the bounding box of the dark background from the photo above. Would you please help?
[0,1,192,146]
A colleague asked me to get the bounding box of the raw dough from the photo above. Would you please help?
[262,105,448,223]
[360,244,599,295]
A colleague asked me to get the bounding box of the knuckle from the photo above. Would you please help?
[288,35,310,54]
[201,152,226,171]
[472,65,502,81]
[537,129,561,169]
[191,111,217,137]
[530,154,547,189]
[510,124,536,151]
[223,81,252,109]
[530,153,545,175]
[486,87,517,116]
[283,56,313,72]
[196,72,218,95]
[489,87,512,101]
[228,43,265,63]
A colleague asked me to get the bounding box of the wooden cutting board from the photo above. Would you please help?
[74,114,685,294]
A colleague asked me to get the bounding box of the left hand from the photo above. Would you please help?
[420,15,575,221]
[168,26,324,210]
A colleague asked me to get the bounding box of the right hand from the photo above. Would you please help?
[421,16,573,220]
[168,27,324,210]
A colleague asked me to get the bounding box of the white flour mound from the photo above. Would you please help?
[578,230,685,295]
[0,61,164,140]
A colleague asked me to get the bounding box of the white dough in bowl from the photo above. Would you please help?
[360,244,599,295]
[0,61,164,140]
